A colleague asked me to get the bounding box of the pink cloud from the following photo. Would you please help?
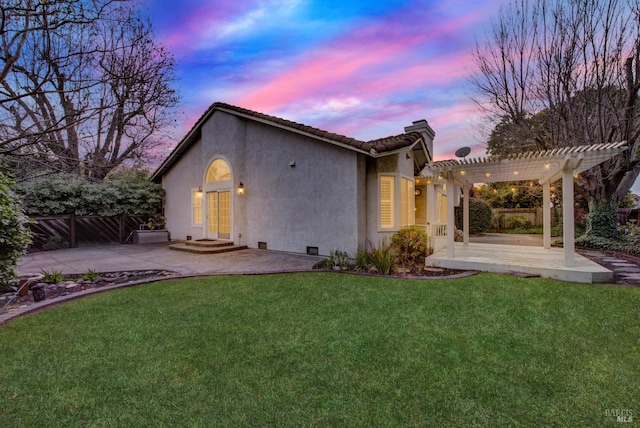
[235,7,489,113]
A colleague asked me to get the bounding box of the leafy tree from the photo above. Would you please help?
[1,0,178,179]
[470,0,640,202]
[0,168,32,285]
[472,181,546,208]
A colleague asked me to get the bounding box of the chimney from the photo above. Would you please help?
[404,119,435,163]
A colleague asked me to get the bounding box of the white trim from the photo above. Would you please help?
[191,188,204,228]
[377,173,416,232]
[202,156,234,240]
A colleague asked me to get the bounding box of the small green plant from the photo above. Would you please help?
[40,269,65,284]
[354,248,368,272]
[331,249,351,270]
[367,239,396,275]
[81,268,101,282]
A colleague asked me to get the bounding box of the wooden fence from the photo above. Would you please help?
[618,208,640,225]
[490,208,562,230]
[29,214,148,251]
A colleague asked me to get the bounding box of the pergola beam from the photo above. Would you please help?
[420,142,627,268]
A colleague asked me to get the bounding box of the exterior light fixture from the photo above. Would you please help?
[197,186,203,193]
[237,182,245,195]
[415,188,422,197]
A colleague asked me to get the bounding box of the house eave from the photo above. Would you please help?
[215,106,373,157]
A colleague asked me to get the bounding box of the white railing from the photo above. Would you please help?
[416,223,448,237]
[424,222,447,237]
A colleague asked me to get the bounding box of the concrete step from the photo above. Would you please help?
[183,239,235,248]
[169,242,248,254]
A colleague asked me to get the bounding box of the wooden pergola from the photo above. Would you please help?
[420,142,627,267]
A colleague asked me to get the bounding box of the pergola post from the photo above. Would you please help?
[543,181,551,249]
[446,176,455,258]
[426,183,436,224]
[463,184,470,246]
[562,168,575,267]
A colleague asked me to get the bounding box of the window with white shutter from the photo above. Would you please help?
[380,176,394,229]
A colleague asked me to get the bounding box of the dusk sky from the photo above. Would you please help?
[141,0,509,161]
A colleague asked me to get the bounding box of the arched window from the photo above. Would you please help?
[205,159,231,183]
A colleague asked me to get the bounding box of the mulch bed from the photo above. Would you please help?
[2,270,175,313]
[316,266,476,280]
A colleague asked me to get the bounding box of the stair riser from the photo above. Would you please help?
[169,244,248,254]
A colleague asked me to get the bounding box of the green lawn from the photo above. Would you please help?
[1,273,638,426]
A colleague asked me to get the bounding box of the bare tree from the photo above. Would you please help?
[471,0,640,202]
[0,0,178,179]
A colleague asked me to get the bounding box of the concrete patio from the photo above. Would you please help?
[18,243,325,277]
[426,242,612,283]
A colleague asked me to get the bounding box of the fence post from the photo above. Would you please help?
[69,212,77,248]
[119,214,126,243]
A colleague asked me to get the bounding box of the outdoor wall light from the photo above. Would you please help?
[237,182,245,195]
[197,186,203,193]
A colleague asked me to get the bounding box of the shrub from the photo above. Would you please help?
[391,226,429,271]
[16,170,164,216]
[354,248,368,272]
[504,214,530,229]
[455,198,493,234]
[584,197,620,240]
[0,170,32,286]
[366,239,396,275]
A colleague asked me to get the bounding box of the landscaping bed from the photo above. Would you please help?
[1,270,175,313]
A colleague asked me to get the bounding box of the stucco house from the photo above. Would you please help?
[151,102,434,256]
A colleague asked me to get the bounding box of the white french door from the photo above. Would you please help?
[207,191,231,239]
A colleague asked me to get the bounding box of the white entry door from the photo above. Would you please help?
[207,191,230,239]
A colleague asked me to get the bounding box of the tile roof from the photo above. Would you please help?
[213,103,422,154]
[151,102,424,181]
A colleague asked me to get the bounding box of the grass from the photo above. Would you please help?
[0,273,638,426]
